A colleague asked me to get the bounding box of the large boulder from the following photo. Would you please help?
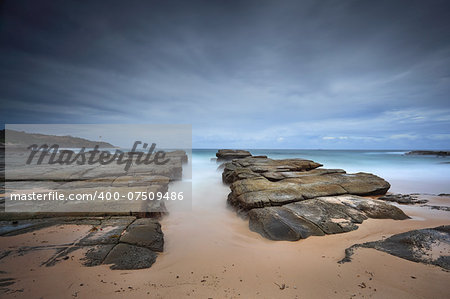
[248,207,325,241]
[248,195,409,241]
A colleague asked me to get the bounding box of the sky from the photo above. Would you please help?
[0,0,449,149]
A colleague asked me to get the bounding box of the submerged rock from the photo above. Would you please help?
[425,205,450,212]
[339,225,450,270]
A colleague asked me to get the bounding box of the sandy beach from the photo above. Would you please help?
[1,174,449,299]
[2,1,450,297]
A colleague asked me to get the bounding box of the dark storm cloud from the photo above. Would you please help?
[1,0,449,148]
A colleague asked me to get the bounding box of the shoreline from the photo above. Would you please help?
[0,151,449,298]
[0,191,448,298]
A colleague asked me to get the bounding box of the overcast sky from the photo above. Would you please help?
[1,0,449,149]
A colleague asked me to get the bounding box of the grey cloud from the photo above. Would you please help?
[1,0,449,149]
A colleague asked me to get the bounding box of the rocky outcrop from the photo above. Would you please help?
[224,156,391,210]
[0,216,164,270]
[2,150,188,214]
[222,156,323,184]
[405,150,450,156]
[219,150,408,241]
[102,243,158,270]
[340,225,450,270]
[1,149,189,269]
[216,149,252,161]
[3,129,115,148]
[378,193,428,204]
[119,218,164,252]
[248,195,408,241]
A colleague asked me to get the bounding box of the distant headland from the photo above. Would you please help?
[405,150,450,157]
[0,129,115,148]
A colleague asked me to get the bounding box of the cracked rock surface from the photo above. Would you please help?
[216,149,252,161]
[0,216,164,270]
[248,195,408,241]
[2,150,187,214]
[1,150,188,270]
[220,151,408,241]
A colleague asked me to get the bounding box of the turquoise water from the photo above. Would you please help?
[191,149,450,194]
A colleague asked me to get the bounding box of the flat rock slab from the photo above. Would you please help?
[223,156,323,184]
[378,193,428,204]
[82,244,115,267]
[102,243,158,270]
[0,216,163,270]
[223,155,391,210]
[248,195,408,241]
[216,149,252,161]
[120,218,164,252]
[5,185,168,213]
[340,225,450,270]
[3,150,186,214]
[228,172,391,210]
[0,219,60,236]
[0,217,106,236]
[77,217,135,245]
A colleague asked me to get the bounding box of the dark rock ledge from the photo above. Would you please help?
[1,150,189,270]
[378,193,428,204]
[339,225,450,270]
[0,216,163,270]
[216,149,253,161]
[219,150,409,241]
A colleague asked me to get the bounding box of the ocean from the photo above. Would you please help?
[191,149,450,195]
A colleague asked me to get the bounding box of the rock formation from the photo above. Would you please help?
[219,151,408,241]
[405,150,450,156]
[340,225,450,270]
[378,193,428,204]
[1,149,188,269]
[0,216,164,270]
[216,149,252,161]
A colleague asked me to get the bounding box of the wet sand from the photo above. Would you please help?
[0,172,449,298]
